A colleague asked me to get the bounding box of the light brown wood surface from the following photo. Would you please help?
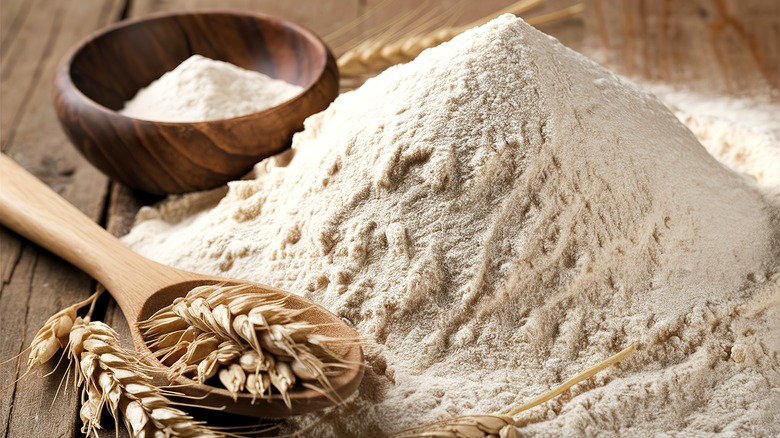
[1,0,777,436]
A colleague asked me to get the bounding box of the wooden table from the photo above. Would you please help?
[1,1,777,436]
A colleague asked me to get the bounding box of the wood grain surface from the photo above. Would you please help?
[1,0,777,437]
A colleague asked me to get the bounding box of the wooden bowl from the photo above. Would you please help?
[54,11,338,195]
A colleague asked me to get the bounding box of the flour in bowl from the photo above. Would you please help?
[120,54,303,122]
[124,15,779,437]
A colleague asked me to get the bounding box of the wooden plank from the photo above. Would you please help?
[129,0,362,43]
[2,252,95,438]
[0,245,39,438]
[0,0,124,146]
[581,0,779,95]
[0,0,125,437]
[0,228,22,284]
[0,0,32,62]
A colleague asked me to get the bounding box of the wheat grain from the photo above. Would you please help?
[395,345,635,437]
[27,292,100,368]
[403,415,518,438]
[139,283,358,408]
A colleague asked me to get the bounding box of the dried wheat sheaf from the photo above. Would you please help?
[139,283,357,408]
[69,318,221,437]
[27,298,222,437]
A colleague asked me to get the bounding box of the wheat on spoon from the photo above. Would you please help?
[140,283,362,409]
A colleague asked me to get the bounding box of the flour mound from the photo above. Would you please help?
[124,15,780,436]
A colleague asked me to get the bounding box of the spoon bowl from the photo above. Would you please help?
[0,154,363,417]
[137,277,362,417]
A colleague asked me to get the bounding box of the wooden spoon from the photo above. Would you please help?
[0,154,363,417]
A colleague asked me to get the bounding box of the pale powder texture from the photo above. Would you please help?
[124,16,780,437]
[120,54,303,122]
[648,84,780,205]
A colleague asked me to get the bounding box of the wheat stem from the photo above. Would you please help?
[27,299,234,437]
[69,317,222,437]
[394,344,635,437]
[507,343,635,417]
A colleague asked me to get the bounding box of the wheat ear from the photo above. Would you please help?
[394,344,635,438]
[140,283,359,408]
[337,1,587,77]
[27,292,101,368]
[27,305,224,438]
[69,317,224,437]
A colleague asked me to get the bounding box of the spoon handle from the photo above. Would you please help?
[0,154,180,315]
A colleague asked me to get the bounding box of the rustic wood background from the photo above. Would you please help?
[1,0,777,436]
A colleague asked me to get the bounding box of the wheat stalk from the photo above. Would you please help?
[337,1,585,77]
[139,283,358,408]
[394,344,635,438]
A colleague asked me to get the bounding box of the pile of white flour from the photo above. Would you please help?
[120,54,303,122]
[124,15,779,436]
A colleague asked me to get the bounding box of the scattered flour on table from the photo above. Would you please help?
[123,15,780,437]
[119,54,303,122]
